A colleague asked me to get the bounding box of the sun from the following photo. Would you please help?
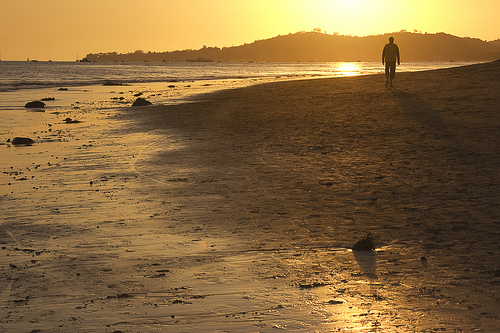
[339,0,364,12]
[316,0,364,14]
[300,0,377,35]
[272,0,381,44]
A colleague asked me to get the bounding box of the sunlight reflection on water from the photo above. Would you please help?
[332,62,362,76]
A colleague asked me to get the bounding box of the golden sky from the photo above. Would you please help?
[2,0,499,61]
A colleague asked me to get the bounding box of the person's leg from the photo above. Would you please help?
[385,62,390,85]
[388,62,396,87]
[389,63,396,86]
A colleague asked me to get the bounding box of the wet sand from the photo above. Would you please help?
[1,61,499,332]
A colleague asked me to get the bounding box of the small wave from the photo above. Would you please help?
[1,80,97,91]
[0,76,254,91]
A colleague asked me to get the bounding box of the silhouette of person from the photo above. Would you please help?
[382,36,400,87]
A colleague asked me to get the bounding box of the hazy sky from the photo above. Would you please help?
[2,0,499,61]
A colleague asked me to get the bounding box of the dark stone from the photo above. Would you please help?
[41,97,55,101]
[298,282,329,289]
[103,80,123,86]
[58,87,68,91]
[11,137,35,145]
[327,299,344,305]
[64,118,81,124]
[24,101,46,108]
[132,98,152,107]
[352,233,375,251]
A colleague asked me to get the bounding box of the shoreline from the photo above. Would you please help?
[0,60,482,93]
[1,60,499,332]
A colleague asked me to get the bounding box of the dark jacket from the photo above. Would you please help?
[382,43,400,63]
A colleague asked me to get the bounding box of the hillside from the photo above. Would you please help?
[84,31,500,63]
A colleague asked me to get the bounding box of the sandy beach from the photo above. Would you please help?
[1,60,499,332]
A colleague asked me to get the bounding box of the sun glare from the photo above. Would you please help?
[315,0,364,14]
[339,0,363,12]
[333,62,361,76]
[296,0,381,39]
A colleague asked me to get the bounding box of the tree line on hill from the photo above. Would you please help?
[83,30,500,63]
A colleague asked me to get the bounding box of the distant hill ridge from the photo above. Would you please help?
[84,31,500,63]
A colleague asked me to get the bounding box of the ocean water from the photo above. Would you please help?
[0,61,477,91]
[1,61,352,91]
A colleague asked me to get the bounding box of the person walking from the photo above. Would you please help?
[382,36,400,87]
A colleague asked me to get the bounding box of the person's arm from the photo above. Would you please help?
[382,46,386,65]
[396,46,400,65]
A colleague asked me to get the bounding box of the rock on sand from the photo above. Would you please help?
[132,98,153,107]
[11,137,35,145]
[25,101,46,108]
[352,233,375,251]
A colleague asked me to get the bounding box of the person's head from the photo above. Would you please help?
[389,37,395,43]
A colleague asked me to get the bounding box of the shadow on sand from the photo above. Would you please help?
[353,250,377,278]
[389,87,479,161]
[390,88,454,139]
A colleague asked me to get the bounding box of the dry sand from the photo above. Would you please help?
[1,61,499,332]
